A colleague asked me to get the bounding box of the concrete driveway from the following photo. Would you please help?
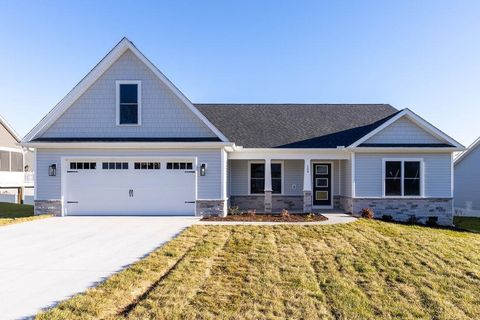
[0,216,198,319]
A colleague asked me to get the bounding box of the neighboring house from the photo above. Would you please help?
[454,137,480,216]
[21,38,464,225]
[0,114,34,204]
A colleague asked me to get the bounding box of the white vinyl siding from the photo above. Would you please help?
[365,117,444,144]
[455,146,480,210]
[355,153,452,198]
[35,148,222,200]
[41,50,216,139]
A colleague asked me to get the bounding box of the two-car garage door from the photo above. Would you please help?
[65,159,196,216]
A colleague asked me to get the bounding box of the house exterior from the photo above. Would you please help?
[454,137,480,216]
[0,114,34,204]
[21,38,464,225]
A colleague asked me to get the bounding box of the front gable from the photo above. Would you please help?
[364,116,444,144]
[349,109,463,149]
[23,38,227,142]
[41,50,216,139]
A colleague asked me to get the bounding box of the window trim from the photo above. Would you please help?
[116,80,142,126]
[382,158,424,198]
[248,160,284,195]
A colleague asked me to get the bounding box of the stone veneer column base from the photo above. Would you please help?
[352,198,454,226]
[264,191,272,213]
[303,191,312,213]
[34,200,62,216]
[196,200,226,217]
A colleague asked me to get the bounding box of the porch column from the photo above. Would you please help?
[264,158,272,213]
[303,159,312,213]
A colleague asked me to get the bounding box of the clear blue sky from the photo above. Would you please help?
[1,1,479,145]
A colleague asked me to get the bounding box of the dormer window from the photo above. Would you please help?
[116,80,141,125]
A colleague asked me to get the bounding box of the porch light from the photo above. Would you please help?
[200,163,207,176]
[49,164,57,176]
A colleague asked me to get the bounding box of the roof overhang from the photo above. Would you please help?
[348,147,463,153]
[0,114,21,142]
[22,37,229,143]
[20,141,234,149]
[348,108,464,149]
[454,136,480,165]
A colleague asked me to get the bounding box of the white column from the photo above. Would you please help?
[303,159,312,213]
[303,159,311,191]
[264,158,272,213]
[264,158,272,192]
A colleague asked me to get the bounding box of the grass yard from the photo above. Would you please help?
[38,220,480,319]
[454,216,480,233]
[0,202,49,226]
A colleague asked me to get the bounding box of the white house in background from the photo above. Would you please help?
[21,38,464,225]
[0,114,34,204]
[454,137,480,217]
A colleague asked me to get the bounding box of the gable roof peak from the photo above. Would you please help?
[22,38,228,143]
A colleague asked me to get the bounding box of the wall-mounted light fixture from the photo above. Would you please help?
[48,164,57,176]
[200,163,207,176]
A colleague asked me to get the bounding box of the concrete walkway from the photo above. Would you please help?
[0,216,198,320]
[197,213,357,225]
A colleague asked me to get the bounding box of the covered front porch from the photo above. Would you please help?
[226,149,353,214]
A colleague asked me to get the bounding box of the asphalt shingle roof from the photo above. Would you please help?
[196,104,400,148]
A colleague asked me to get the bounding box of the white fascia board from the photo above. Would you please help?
[454,136,480,166]
[228,148,350,160]
[22,37,229,143]
[348,147,463,153]
[348,108,464,149]
[0,114,22,142]
[20,141,234,149]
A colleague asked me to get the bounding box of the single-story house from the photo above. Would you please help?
[454,137,480,216]
[21,38,464,225]
[0,114,34,204]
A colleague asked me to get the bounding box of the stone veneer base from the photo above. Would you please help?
[35,200,62,217]
[196,200,226,217]
[352,197,453,226]
[230,195,303,213]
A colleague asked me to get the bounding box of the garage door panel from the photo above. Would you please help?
[65,160,196,216]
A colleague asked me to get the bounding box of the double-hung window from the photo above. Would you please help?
[384,160,422,197]
[116,80,141,125]
[249,162,282,194]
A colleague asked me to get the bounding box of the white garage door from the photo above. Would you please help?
[65,159,196,216]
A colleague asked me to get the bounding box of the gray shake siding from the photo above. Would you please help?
[365,117,442,144]
[354,153,452,198]
[455,145,480,211]
[36,148,222,200]
[41,50,216,139]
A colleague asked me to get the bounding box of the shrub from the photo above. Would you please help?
[228,206,241,216]
[306,212,315,221]
[360,208,374,219]
[246,209,256,217]
[281,209,290,218]
[426,216,438,226]
[407,215,418,224]
[382,214,393,222]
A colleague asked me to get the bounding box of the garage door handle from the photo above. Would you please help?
[129,189,134,197]
[67,171,78,173]
[67,201,78,204]
[185,201,195,203]
[185,171,196,173]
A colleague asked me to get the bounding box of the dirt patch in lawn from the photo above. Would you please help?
[201,213,328,222]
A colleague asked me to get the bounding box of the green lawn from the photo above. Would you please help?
[0,202,49,226]
[454,216,480,233]
[37,219,480,319]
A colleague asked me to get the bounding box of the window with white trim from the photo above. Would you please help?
[384,160,421,196]
[116,81,141,125]
[249,162,282,194]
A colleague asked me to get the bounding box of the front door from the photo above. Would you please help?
[312,163,331,207]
